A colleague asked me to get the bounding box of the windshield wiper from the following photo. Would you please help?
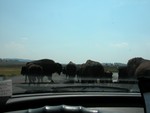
[50,84,131,92]
[14,83,134,94]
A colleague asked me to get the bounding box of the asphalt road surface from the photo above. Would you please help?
[0,73,139,94]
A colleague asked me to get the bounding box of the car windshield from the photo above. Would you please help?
[0,0,150,95]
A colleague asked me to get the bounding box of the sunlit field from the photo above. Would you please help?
[0,64,118,77]
[0,66,22,76]
[104,66,118,72]
[0,61,25,77]
[0,59,119,78]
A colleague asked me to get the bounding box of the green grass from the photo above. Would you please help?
[104,66,118,72]
[0,66,22,77]
[0,64,118,77]
[0,61,25,77]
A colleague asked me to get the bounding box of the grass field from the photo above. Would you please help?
[0,60,118,77]
[0,66,118,77]
[0,66,23,77]
[0,60,26,77]
[104,66,118,72]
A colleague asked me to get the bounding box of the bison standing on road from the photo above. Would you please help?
[127,57,144,78]
[21,66,29,83]
[62,61,77,83]
[118,66,128,80]
[29,59,62,83]
[21,59,62,84]
[21,63,43,84]
[117,57,150,82]
[102,71,113,82]
[77,60,105,83]
[127,57,150,78]
[28,64,43,84]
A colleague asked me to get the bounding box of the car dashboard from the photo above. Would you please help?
[3,92,144,113]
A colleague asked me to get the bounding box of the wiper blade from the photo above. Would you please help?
[51,84,130,92]
[14,83,139,94]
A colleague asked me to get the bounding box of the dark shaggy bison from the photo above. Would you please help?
[28,64,43,84]
[21,63,43,84]
[127,57,144,78]
[127,57,150,78]
[21,66,29,83]
[103,71,113,82]
[118,66,128,79]
[30,59,62,83]
[21,59,62,84]
[62,61,77,82]
[77,60,105,83]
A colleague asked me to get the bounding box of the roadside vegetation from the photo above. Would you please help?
[0,60,25,77]
[0,59,120,77]
[104,66,118,73]
[0,64,118,77]
[0,66,23,77]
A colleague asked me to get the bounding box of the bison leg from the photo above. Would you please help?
[24,75,28,83]
[47,75,54,83]
[28,75,36,85]
[28,75,32,85]
[38,75,43,84]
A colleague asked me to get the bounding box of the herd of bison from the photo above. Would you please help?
[21,57,150,84]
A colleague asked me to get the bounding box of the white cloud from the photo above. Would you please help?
[111,42,129,48]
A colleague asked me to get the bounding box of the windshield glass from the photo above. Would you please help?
[0,0,150,95]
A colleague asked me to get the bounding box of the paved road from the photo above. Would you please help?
[0,73,140,94]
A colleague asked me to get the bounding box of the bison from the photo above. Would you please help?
[21,59,62,84]
[62,61,77,83]
[28,64,43,84]
[21,66,29,83]
[77,60,105,83]
[127,57,150,78]
[118,66,128,79]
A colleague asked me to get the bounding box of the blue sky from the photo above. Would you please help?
[0,0,150,64]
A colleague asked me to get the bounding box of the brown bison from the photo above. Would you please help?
[21,59,62,84]
[62,61,77,83]
[118,66,128,79]
[77,60,105,83]
[127,57,150,78]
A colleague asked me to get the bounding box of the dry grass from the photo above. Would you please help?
[104,66,118,72]
[0,64,118,77]
[0,66,22,77]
